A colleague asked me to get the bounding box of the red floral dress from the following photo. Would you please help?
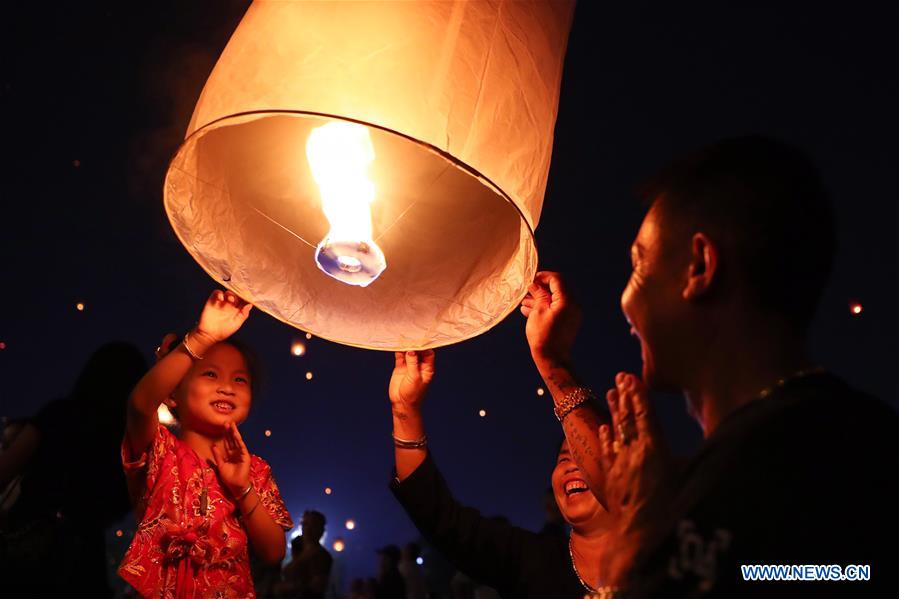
[118,425,293,598]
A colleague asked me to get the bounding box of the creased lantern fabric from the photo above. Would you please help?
[165,0,575,350]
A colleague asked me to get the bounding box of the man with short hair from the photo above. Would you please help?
[276,510,333,599]
[523,136,899,596]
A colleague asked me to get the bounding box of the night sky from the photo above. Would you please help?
[2,1,897,592]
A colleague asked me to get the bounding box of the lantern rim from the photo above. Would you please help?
[164,109,539,351]
[175,109,536,238]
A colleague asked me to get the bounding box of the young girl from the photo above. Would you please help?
[119,290,293,598]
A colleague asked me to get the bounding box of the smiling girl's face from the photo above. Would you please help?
[168,342,253,436]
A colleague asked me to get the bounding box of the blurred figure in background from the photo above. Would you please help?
[374,544,406,599]
[0,342,147,598]
[277,510,333,599]
[398,541,427,599]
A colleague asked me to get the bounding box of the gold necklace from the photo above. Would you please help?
[757,366,825,400]
[568,536,596,593]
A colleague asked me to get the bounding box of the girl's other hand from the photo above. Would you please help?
[211,421,252,497]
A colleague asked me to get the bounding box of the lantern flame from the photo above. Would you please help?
[307,121,386,286]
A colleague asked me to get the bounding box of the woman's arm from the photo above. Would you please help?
[390,351,434,480]
[387,350,541,595]
[391,453,535,595]
[522,271,610,506]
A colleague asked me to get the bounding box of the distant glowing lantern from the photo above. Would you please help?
[157,404,176,426]
[305,371,313,381]
[163,1,574,350]
[291,341,306,356]
[850,302,863,315]
[478,409,487,418]
[345,519,356,530]
[333,538,345,552]
[537,387,545,396]
[115,529,123,538]
[324,487,332,495]
[264,429,272,437]
[305,333,313,340]
[0,341,6,350]
[76,302,85,312]
[416,557,424,566]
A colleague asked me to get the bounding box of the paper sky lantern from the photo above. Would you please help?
[164,0,574,350]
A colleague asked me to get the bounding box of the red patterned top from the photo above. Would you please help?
[118,425,293,598]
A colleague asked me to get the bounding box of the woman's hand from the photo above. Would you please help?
[211,421,252,497]
[390,351,435,481]
[196,290,253,345]
[521,271,582,372]
[388,350,435,415]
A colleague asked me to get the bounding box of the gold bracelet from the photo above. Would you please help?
[182,333,205,360]
[243,498,260,518]
[236,482,253,501]
[553,387,596,422]
[392,433,427,449]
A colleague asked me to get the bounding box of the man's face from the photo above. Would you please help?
[620,201,690,391]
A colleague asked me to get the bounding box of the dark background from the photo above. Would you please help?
[2,1,896,593]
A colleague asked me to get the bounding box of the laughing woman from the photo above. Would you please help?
[388,350,611,598]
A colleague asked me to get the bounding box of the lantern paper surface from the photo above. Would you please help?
[164,0,575,350]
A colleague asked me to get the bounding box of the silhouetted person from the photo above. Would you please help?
[277,510,333,599]
[375,544,406,599]
[0,342,147,598]
[398,541,427,599]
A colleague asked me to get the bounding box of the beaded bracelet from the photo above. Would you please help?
[553,387,597,422]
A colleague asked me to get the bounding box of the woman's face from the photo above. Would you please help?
[550,440,607,530]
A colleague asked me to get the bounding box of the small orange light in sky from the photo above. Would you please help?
[333,539,345,552]
[478,409,486,418]
[76,302,85,311]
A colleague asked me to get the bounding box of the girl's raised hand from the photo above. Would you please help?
[197,290,253,343]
